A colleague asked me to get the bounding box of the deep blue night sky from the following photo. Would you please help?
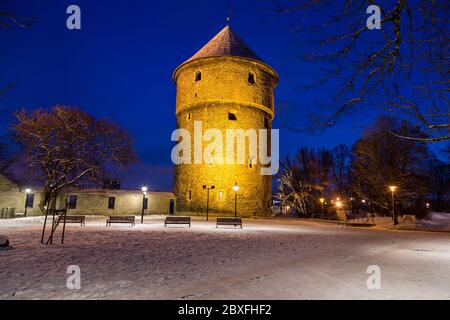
[1,0,446,191]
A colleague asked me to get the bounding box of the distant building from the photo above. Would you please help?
[0,173,176,217]
[173,26,279,216]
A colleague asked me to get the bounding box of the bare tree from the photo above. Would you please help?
[277,147,332,215]
[331,144,352,198]
[426,153,450,212]
[12,106,138,214]
[277,1,449,142]
[350,116,430,213]
[0,3,36,29]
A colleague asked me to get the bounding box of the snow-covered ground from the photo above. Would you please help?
[0,216,449,300]
[416,212,450,231]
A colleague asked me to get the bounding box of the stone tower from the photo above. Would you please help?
[173,26,278,217]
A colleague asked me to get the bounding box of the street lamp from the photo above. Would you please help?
[336,201,342,209]
[141,186,148,223]
[24,188,31,217]
[203,185,215,221]
[389,185,398,225]
[232,183,239,219]
[319,198,325,217]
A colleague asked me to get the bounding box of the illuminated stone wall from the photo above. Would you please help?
[0,173,176,217]
[173,56,278,217]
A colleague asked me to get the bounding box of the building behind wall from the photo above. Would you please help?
[0,173,43,217]
[0,173,176,217]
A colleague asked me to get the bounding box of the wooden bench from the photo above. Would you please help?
[216,217,242,228]
[106,216,135,226]
[164,216,191,227]
[57,215,85,226]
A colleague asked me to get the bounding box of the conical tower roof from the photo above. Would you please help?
[185,25,262,63]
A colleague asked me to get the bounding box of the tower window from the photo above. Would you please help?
[217,191,225,202]
[248,158,254,168]
[186,113,192,120]
[195,71,202,82]
[228,111,237,121]
[188,190,192,200]
[248,72,255,84]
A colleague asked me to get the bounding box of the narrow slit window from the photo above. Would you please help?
[264,117,269,129]
[188,190,192,200]
[187,112,191,120]
[248,72,255,84]
[195,71,202,82]
[228,111,237,121]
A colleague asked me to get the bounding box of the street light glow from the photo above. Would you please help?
[320,198,324,203]
[233,183,239,192]
[389,186,397,192]
[336,201,342,208]
[25,188,31,194]
[141,186,148,193]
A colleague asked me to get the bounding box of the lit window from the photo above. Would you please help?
[248,72,255,84]
[217,191,224,202]
[195,71,202,82]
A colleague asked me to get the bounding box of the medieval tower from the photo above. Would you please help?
[173,26,278,216]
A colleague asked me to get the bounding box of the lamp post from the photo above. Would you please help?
[389,186,398,225]
[141,186,147,223]
[232,183,239,219]
[203,185,215,221]
[319,198,325,217]
[24,188,31,217]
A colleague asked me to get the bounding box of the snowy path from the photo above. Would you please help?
[0,217,449,300]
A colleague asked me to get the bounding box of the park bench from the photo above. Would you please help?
[164,216,191,227]
[57,215,85,226]
[216,217,242,228]
[106,216,135,227]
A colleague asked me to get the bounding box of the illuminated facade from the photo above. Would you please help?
[173,26,278,216]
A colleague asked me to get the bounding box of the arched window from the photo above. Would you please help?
[248,72,255,84]
[228,111,237,121]
[195,71,202,82]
